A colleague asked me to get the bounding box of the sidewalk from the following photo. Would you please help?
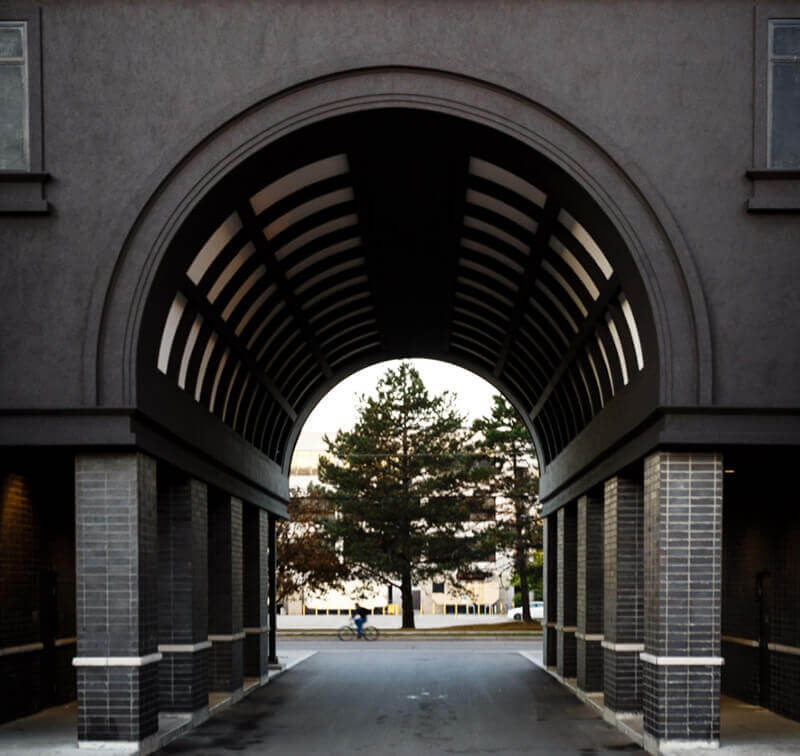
[520,651,800,755]
[0,651,315,756]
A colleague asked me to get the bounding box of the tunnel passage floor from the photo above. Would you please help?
[157,640,643,755]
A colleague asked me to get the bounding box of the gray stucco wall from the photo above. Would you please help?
[1,0,797,406]
[0,1,798,504]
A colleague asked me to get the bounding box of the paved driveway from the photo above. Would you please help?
[157,641,643,755]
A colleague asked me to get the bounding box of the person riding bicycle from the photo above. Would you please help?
[352,603,369,639]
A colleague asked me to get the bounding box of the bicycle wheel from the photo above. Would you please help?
[362,625,378,641]
[337,624,356,641]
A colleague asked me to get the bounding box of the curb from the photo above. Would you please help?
[278,632,543,640]
[517,651,644,751]
[139,652,317,755]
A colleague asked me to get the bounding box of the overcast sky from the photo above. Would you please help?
[297,359,500,443]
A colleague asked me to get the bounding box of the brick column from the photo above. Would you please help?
[603,474,644,716]
[208,493,244,693]
[642,452,723,754]
[543,514,558,668]
[557,502,577,678]
[268,513,278,666]
[74,453,159,744]
[577,493,604,693]
[157,471,209,714]
[243,505,269,681]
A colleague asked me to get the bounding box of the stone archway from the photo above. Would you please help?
[75,65,724,754]
[92,67,711,508]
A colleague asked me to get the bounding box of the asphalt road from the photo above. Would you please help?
[157,641,643,755]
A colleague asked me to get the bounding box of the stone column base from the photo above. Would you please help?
[642,656,721,746]
[158,642,211,712]
[557,626,577,678]
[76,662,159,742]
[244,627,269,678]
[642,732,720,755]
[209,635,245,692]
[603,643,643,714]
[544,622,558,668]
[577,635,603,692]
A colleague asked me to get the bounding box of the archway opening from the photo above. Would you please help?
[138,107,658,505]
[285,358,540,624]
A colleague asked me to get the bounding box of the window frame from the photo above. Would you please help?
[748,3,800,213]
[0,19,30,170]
[0,5,45,214]
[766,18,800,168]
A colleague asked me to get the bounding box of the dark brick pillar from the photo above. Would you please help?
[642,452,723,753]
[157,471,209,714]
[208,493,244,693]
[268,513,278,666]
[243,506,269,680]
[577,493,604,693]
[603,474,644,716]
[0,471,41,724]
[767,464,800,722]
[74,453,159,743]
[557,502,577,678]
[543,514,558,668]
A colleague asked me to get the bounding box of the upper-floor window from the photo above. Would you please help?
[769,20,800,168]
[0,20,28,170]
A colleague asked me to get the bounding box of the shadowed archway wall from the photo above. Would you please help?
[93,68,710,512]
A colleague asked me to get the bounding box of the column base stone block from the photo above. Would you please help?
[643,733,720,755]
[642,661,720,745]
[577,638,603,692]
[244,629,269,678]
[557,629,577,678]
[604,647,642,714]
[159,647,210,713]
[544,624,558,668]
[209,637,245,692]
[77,665,159,743]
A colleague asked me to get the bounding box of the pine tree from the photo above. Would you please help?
[471,394,541,622]
[318,362,483,629]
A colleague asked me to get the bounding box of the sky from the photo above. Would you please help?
[296,358,500,445]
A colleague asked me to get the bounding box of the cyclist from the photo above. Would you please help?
[352,602,369,639]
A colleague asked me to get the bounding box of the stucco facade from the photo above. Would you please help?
[1,2,798,752]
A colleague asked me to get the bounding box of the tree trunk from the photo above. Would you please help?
[513,457,532,622]
[519,553,532,622]
[514,494,532,623]
[401,570,415,629]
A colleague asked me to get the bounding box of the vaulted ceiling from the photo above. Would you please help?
[142,110,653,470]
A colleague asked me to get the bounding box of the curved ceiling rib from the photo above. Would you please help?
[144,110,652,468]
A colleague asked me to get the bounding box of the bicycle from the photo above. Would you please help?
[337,618,379,641]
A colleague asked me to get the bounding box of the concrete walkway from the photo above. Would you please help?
[156,641,641,754]
[3,642,799,755]
[0,651,314,756]
[522,651,800,755]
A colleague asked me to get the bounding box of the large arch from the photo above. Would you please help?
[92,67,711,506]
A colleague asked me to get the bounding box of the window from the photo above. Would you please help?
[432,582,445,594]
[747,8,800,212]
[0,8,45,214]
[0,21,27,169]
[769,20,800,168]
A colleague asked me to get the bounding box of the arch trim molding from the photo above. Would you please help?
[90,66,712,453]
